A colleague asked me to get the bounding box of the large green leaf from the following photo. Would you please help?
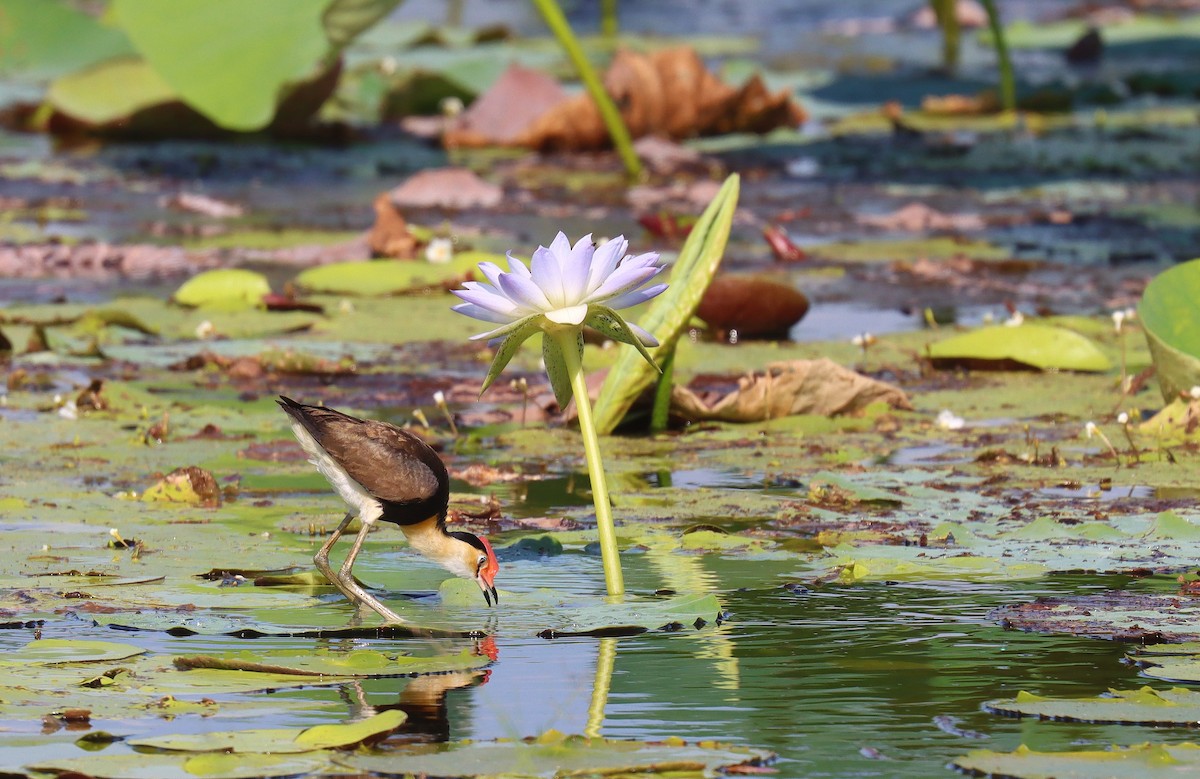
[337,731,773,777]
[593,174,740,433]
[0,0,133,82]
[954,743,1200,779]
[294,252,496,296]
[928,324,1111,372]
[0,639,145,665]
[111,0,331,131]
[47,56,175,125]
[1139,257,1200,401]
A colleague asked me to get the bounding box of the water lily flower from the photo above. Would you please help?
[425,237,454,265]
[453,231,668,597]
[453,232,667,398]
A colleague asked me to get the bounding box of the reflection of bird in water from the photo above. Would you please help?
[341,637,499,743]
[278,397,499,621]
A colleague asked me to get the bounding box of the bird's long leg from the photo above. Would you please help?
[314,512,354,585]
[337,520,405,623]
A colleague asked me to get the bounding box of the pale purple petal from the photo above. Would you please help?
[545,304,589,325]
[560,234,593,302]
[505,252,532,279]
[453,283,520,316]
[548,232,573,266]
[627,321,659,347]
[620,251,661,270]
[586,264,660,303]
[603,282,668,311]
[498,272,553,311]
[585,235,627,295]
[530,245,566,307]
[477,261,505,287]
[451,302,519,325]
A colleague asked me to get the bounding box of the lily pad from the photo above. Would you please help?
[928,324,1112,372]
[985,687,1200,726]
[336,730,773,777]
[293,252,495,296]
[28,752,329,779]
[127,709,405,753]
[537,592,723,638]
[953,742,1200,779]
[992,592,1200,643]
[0,639,146,665]
[111,0,332,131]
[48,56,176,126]
[1139,257,1200,401]
[173,269,271,310]
[172,647,488,677]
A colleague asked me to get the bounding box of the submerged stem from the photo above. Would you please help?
[555,328,625,597]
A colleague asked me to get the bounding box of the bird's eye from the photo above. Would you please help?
[476,555,487,571]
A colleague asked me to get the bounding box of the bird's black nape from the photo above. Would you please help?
[447,530,487,552]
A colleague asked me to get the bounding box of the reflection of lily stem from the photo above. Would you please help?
[529,0,642,180]
[585,638,617,738]
[555,329,625,597]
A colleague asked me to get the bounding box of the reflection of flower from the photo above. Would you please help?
[453,232,666,347]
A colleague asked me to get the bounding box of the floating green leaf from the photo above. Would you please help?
[47,56,176,126]
[954,742,1200,779]
[0,639,146,665]
[985,687,1200,725]
[28,752,329,779]
[294,252,496,296]
[172,269,271,310]
[128,710,406,753]
[173,647,488,677]
[0,0,133,82]
[337,730,773,777]
[539,592,723,638]
[594,174,740,433]
[1139,257,1200,401]
[928,324,1111,372]
[111,0,331,131]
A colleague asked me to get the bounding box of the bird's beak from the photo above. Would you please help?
[479,576,498,607]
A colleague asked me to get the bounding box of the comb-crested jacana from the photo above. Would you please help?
[278,396,499,622]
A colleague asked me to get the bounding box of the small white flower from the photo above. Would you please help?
[195,320,216,340]
[1112,310,1125,333]
[936,409,965,430]
[58,400,77,420]
[425,237,454,265]
[440,96,464,117]
[851,333,876,348]
[338,299,355,315]
[1085,421,1098,438]
[1123,307,1137,321]
[1117,412,1129,425]
[380,55,397,75]
[1191,386,1200,400]
[1004,311,1025,327]
[433,390,447,406]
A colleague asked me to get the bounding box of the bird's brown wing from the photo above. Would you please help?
[281,400,443,505]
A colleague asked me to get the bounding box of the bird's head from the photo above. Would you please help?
[447,531,500,606]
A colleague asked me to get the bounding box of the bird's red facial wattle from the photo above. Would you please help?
[476,535,499,607]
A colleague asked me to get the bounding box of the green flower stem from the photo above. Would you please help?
[980,0,1016,112]
[529,0,642,180]
[649,342,675,433]
[601,0,618,39]
[554,328,625,597]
